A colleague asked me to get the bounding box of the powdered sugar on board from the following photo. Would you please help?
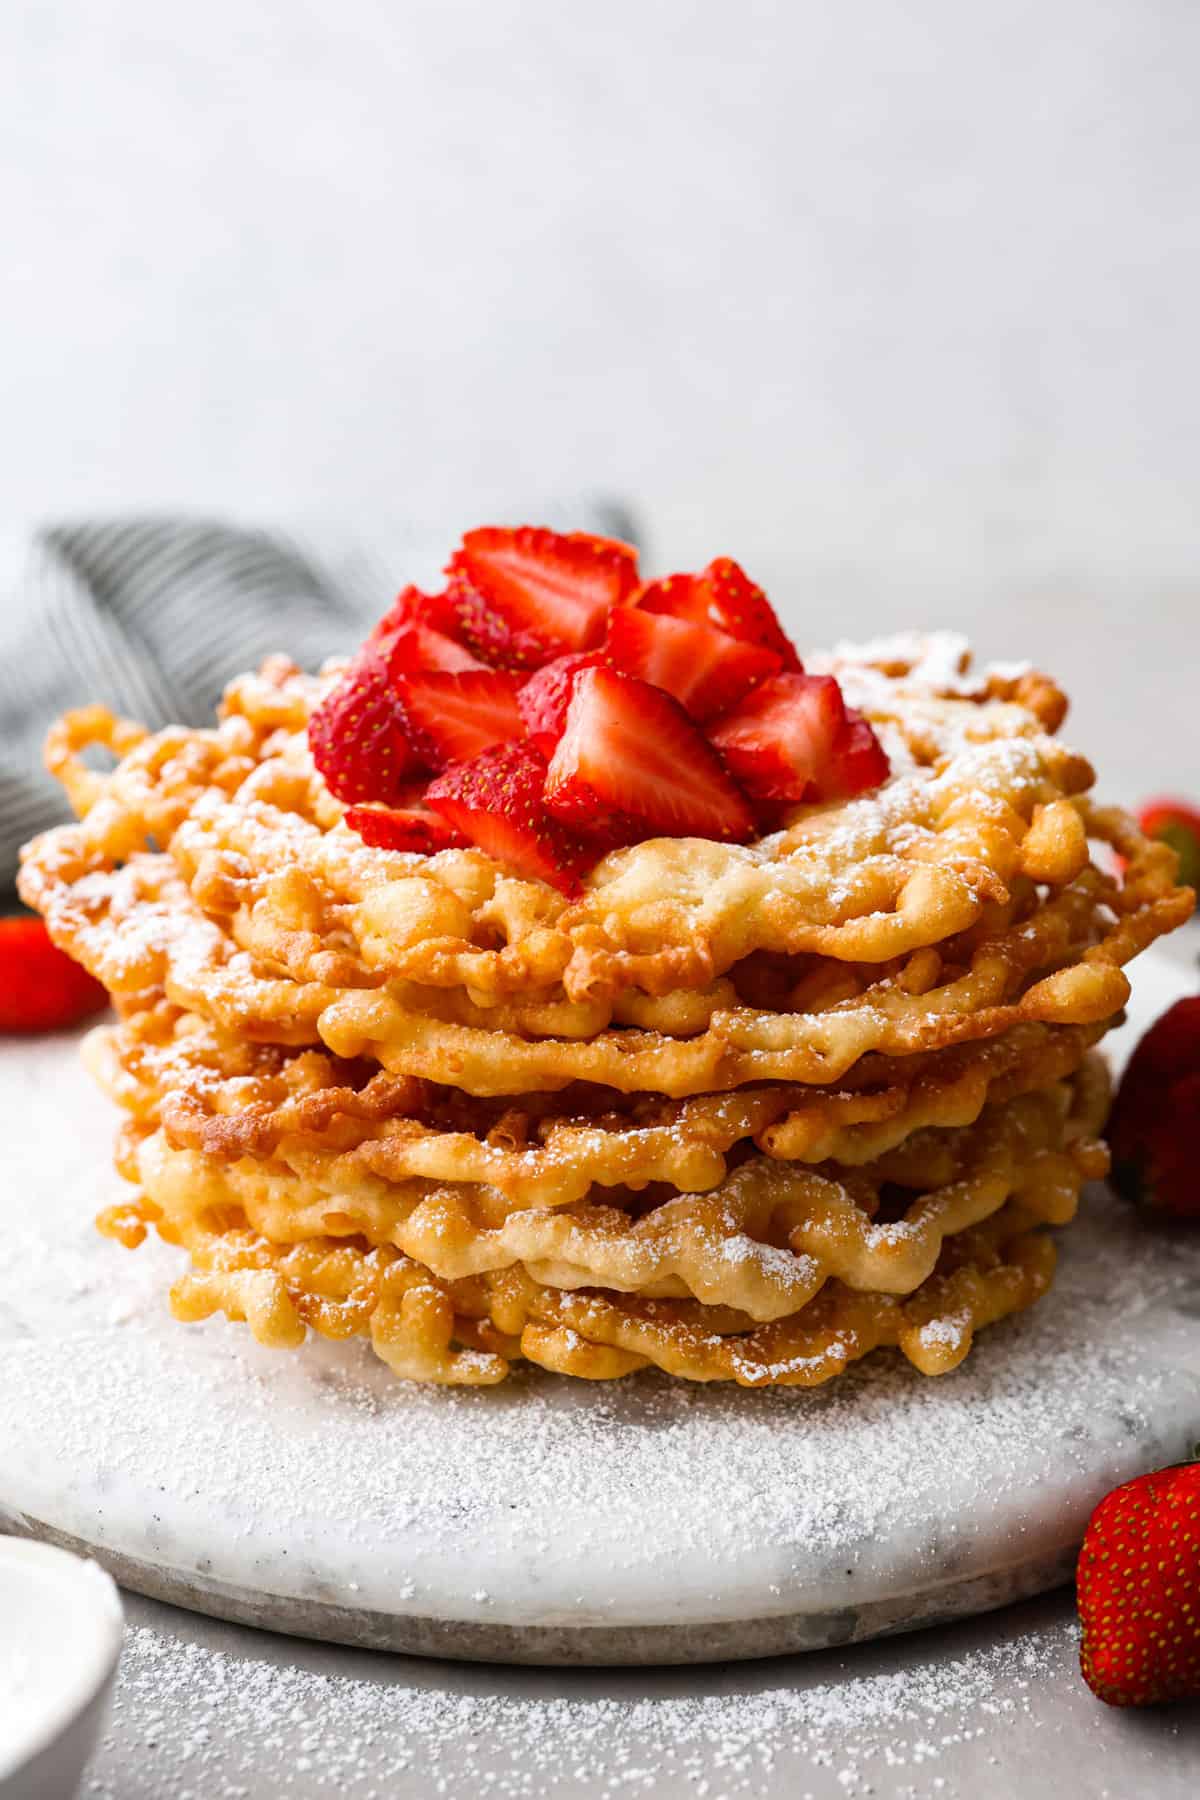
[2,952,1199,1663]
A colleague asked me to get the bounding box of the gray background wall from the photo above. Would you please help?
[4,0,1197,805]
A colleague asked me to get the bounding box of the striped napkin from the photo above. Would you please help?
[0,504,637,893]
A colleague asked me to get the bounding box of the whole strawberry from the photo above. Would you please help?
[1139,797,1200,892]
[1108,997,1200,1220]
[0,916,108,1033]
[1078,1460,1200,1705]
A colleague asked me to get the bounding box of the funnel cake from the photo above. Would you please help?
[17,525,1195,1388]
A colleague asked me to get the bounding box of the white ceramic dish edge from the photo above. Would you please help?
[0,1539,123,1800]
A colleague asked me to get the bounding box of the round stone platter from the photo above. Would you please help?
[1,951,1197,1666]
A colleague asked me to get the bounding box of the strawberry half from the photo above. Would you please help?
[1078,1459,1200,1705]
[346,803,468,855]
[604,607,779,721]
[709,672,889,806]
[1107,996,1200,1221]
[397,669,525,770]
[0,916,108,1033]
[446,526,639,668]
[389,623,487,674]
[369,583,466,646]
[425,742,596,895]
[1138,798,1200,891]
[635,558,802,671]
[544,665,755,844]
[516,651,606,750]
[308,635,422,804]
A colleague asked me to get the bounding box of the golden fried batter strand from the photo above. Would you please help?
[92,998,1107,1210]
[103,1189,1064,1388]
[21,649,1109,1016]
[126,1063,1108,1323]
[317,813,1187,1095]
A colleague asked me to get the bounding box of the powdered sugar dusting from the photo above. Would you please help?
[83,1611,1077,1798]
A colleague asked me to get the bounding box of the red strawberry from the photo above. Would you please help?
[516,651,606,749]
[604,607,779,721]
[369,583,465,645]
[345,803,468,855]
[396,670,525,770]
[425,742,596,895]
[1138,798,1200,892]
[389,623,487,674]
[0,916,108,1033]
[709,672,889,805]
[544,665,755,844]
[1078,1459,1200,1705]
[635,558,802,671]
[1107,997,1200,1221]
[308,636,422,804]
[446,526,639,668]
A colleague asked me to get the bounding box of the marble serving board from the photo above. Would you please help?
[1,952,1198,1667]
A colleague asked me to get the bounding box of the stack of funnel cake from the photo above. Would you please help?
[20,545,1193,1387]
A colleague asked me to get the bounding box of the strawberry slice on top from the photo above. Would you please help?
[397,669,525,770]
[604,607,780,721]
[345,801,469,855]
[516,651,606,750]
[369,583,468,645]
[709,672,889,806]
[636,558,802,671]
[447,526,639,669]
[308,634,422,805]
[544,665,755,843]
[425,742,596,895]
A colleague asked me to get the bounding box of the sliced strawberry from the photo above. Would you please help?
[345,803,468,855]
[308,636,422,804]
[833,710,892,798]
[396,670,525,770]
[604,607,779,721]
[0,916,108,1034]
[544,666,755,843]
[709,673,889,805]
[516,651,606,750]
[446,526,640,668]
[425,743,596,895]
[636,558,802,671]
[369,583,464,645]
[389,623,487,674]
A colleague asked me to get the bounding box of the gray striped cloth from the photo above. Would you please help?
[0,502,638,895]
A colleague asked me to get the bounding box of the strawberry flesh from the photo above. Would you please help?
[397,669,525,770]
[345,803,468,854]
[308,636,422,804]
[604,607,779,721]
[389,623,488,674]
[425,742,597,894]
[544,665,755,843]
[636,558,802,671]
[1078,1460,1200,1705]
[516,651,606,750]
[369,583,467,646]
[447,526,639,668]
[709,673,889,805]
[0,916,109,1033]
[1107,996,1200,1221]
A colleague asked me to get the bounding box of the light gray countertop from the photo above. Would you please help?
[85,1586,1199,1800]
